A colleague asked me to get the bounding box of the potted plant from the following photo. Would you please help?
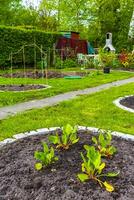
[99,50,115,73]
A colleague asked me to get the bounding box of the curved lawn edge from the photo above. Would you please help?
[0,126,134,149]
[113,95,134,113]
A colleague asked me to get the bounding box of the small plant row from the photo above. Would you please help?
[34,124,119,192]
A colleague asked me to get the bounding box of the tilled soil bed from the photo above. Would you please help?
[0,84,47,91]
[120,96,134,110]
[2,70,87,79]
[0,131,134,200]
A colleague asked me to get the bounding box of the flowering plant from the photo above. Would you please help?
[99,49,116,68]
[119,50,134,68]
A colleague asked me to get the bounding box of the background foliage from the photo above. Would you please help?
[0,26,60,67]
[0,0,133,55]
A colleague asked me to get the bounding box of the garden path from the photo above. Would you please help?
[0,77,134,120]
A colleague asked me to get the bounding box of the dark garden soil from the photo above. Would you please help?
[2,70,87,79]
[120,96,134,110]
[0,131,134,200]
[0,84,47,91]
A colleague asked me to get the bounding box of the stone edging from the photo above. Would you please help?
[0,126,134,149]
[0,84,51,93]
[113,95,134,113]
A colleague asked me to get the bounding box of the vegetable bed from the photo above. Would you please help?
[2,70,86,79]
[0,130,133,200]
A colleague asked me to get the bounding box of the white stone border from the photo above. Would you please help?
[113,95,134,113]
[0,126,134,149]
[0,84,51,93]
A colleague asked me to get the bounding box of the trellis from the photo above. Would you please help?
[9,43,48,83]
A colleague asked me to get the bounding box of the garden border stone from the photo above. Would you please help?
[113,95,134,113]
[0,126,134,150]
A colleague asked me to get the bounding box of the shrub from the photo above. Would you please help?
[63,58,77,68]
[0,26,60,68]
[55,57,77,69]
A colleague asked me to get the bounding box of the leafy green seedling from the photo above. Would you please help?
[34,142,58,170]
[77,145,119,192]
[92,130,117,158]
[49,124,79,150]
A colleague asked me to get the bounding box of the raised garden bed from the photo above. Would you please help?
[0,84,49,92]
[120,96,134,110]
[0,130,133,200]
[2,70,87,79]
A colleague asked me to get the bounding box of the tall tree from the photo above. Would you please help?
[0,0,21,25]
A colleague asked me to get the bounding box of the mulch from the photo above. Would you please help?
[0,84,47,91]
[120,96,134,110]
[0,130,133,200]
[2,70,87,79]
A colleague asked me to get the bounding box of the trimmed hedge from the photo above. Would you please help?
[0,26,60,68]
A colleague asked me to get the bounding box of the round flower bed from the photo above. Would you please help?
[120,96,134,110]
[0,84,50,92]
[114,95,134,113]
[0,129,133,200]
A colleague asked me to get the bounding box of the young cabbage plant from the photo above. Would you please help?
[92,130,117,158]
[34,142,58,170]
[49,124,79,150]
[77,145,119,192]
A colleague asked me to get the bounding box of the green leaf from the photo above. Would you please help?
[43,143,49,153]
[104,171,120,177]
[72,138,79,144]
[108,146,117,155]
[98,162,105,174]
[35,163,43,171]
[92,136,98,145]
[77,173,89,182]
[62,134,68,145]
[63,124,73,136]
[49,135,60,144]
[80,152,86,163]
[99,132,106,147]
[106,131,112,142]
[54,156,59,161]
[50,147,54,157]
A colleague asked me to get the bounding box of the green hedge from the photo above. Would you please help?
[0,26,60,68]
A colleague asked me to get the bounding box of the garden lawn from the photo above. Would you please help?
[0,70,133,107]
[0,82,134,140]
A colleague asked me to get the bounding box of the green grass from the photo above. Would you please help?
[0,82,134,140]
[0,70,133,107]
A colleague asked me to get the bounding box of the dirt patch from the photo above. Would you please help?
[120,96,134,110]
[2,70,87,79]
[0,131,133,200]
[0,84,47,91]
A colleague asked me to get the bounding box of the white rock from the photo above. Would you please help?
[13,133,27,139]
[78,126,87,131]
[0,142,5,148]
[112,131,134,141]
[2,138,16,144]
[36,128,49,134]
[49,127,60,132]
[25,131,38,136]
[86,127,99,133]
